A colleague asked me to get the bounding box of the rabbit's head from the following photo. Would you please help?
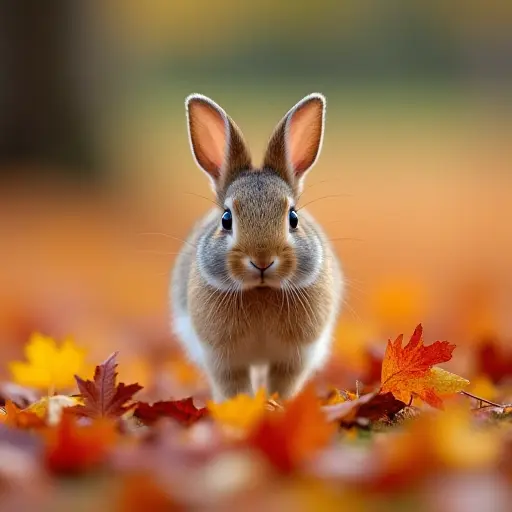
[186,93,327,291]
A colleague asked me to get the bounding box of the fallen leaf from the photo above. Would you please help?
[208,389,267,432]
[248,384,335,473]
[116,472,180,511]
[43,411,117,475]
[71,352,143,419]
[134,397,208,427]
[9,333,86,391]
[380,324,469,409]
[320,389,357,406]
[26,395,83,426]
[0,401,45,429]
[323,392,406,427]
[0,382,40,408]
[476,338,512,384]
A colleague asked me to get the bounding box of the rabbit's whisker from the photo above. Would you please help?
[328,237,364,243]
[297,194,352,211]
[183,191,223,209]
[137,232,197,249]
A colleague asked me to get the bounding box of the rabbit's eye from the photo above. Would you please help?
[289,209,299,229]
[221,209,232,231]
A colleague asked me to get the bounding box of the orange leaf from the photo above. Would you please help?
[380,324,465,408]
[0,400,46,429]
[248,384,335,474]
[43,411,117,474]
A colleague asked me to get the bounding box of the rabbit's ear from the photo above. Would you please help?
[186,94,251,195]
[263,93,325,192]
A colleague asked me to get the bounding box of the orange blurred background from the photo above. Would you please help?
[0,1,511,385]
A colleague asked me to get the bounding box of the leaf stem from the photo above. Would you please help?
[460,391,511,409]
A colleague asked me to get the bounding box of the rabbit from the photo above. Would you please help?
[170,92,343,402]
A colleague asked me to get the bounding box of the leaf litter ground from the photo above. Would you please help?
[1,325,512,511]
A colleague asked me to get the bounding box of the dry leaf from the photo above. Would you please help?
[9,333,86,391]
[380,324,469,408]
[0,401,45,429]
[72,352,143,419]
[323,392,406,426]
[134,397,208,427]
[320,389,358,406]
[26,395,83,426]
[476,338,512,384]
[208,388,267,432]
[248,384,335,473]
[43,411,117,474]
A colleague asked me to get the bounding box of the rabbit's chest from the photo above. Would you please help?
[190,285,330,362]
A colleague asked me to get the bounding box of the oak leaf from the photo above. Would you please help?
[248,384,335,473]
[9,333,86,391]
[134,397,208,427]
[43,411,117,475]
[380,324,469,409]
[72,352,143,419]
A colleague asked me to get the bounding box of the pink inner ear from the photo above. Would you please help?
[189,101,228,179]
[287,99,323,177]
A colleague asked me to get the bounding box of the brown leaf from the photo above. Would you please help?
[323,392,406,427]
[134,397,208,427]
[72,352,143,419]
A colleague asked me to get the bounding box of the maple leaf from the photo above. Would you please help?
[134,397,208,427]
[380,324,469,409]
[322,391,406,427]
[43,411,117,475]
[9,333,86,391]
[207,388,268,432]
[0,400,46,429]
[248,384,335,473]
[72,352,143,419]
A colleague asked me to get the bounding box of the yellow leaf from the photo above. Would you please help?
[467,375,497,402]
[9,333,86,391]
[418,367,470,396]
[207,388,267,432]
[433,406,500,469]
[320,389,357,406]
[26,395,83,426]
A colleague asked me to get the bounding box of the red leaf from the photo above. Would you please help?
[476,338,512,384]
[72,352,143,419]
[134,397,208,427]
[323,391,405,426]
[44,411,117,475]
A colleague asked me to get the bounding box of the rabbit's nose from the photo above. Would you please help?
[250,257,275,275]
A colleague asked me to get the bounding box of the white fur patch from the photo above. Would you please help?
[173,314,207,368]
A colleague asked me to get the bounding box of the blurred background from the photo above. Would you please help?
[0,0,511,390]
